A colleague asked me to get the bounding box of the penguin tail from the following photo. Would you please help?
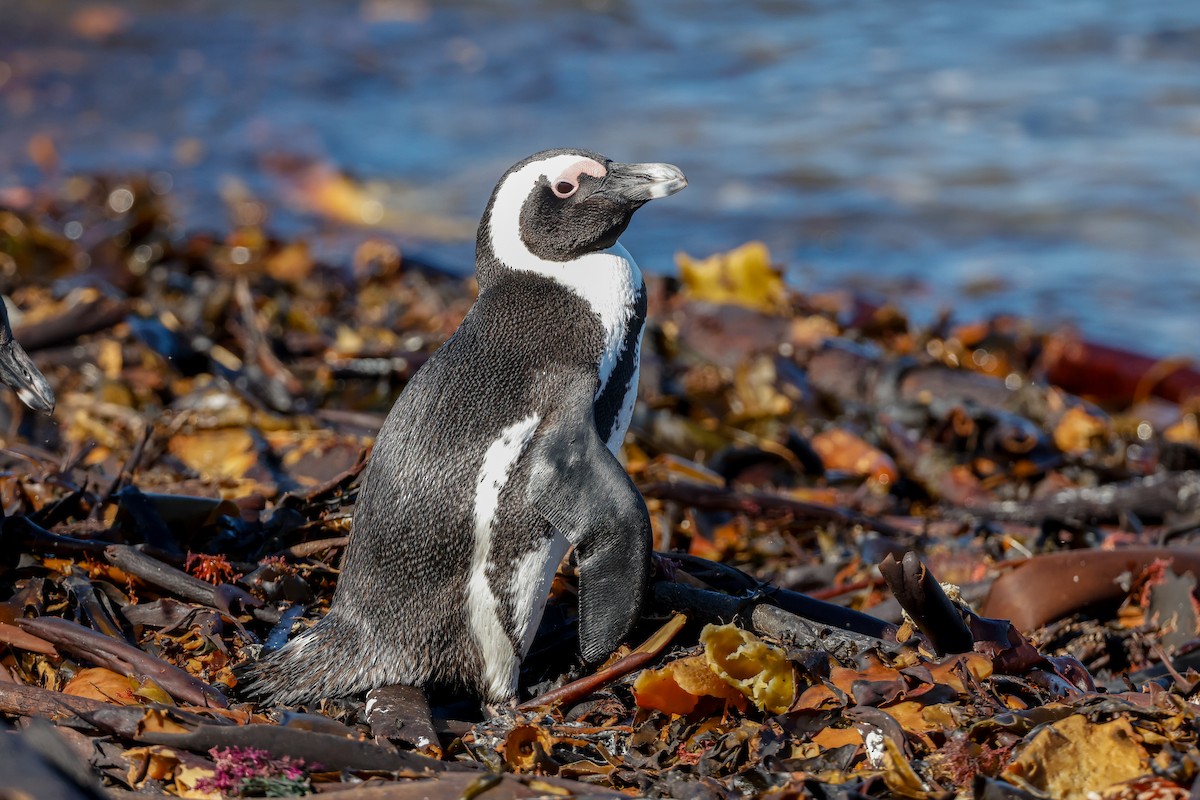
[242,612,380,706]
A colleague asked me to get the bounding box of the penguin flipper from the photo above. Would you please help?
[528,384,652,664]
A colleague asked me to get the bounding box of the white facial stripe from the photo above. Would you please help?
[552,158,607,187]
[468,413,542,700]
[488,154,645,403]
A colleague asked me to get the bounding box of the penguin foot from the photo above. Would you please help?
[482,697,520,720]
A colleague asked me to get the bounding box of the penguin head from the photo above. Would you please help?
[0,300,54,415]
[477,148,686,289]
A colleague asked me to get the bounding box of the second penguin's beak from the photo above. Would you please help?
[0,341,55,415]
[604,162,688,204]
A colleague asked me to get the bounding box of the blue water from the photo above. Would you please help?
[2,1,1199,355]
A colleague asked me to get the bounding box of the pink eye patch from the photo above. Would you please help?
[550,158,607,198]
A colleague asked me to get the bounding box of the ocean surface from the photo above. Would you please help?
[3,0,1199,355]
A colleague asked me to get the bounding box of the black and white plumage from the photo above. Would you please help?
[0,299,55,414]
[248,149,686,705]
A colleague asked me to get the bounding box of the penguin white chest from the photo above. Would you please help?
[588,243,642,387]
[468,414,542,699]
[585,244,644,455]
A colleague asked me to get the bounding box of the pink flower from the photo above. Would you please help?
[194,746,319,797]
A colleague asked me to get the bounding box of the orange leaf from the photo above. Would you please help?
[1052,406,1109,455]
[812,726,863,750]
[632,666,701,715]
[167,429,258,481]
[793,682,842,711]
[811,428,899,485]
[63,667,139,705]
[702,624,797,713]
[926,653,993,694]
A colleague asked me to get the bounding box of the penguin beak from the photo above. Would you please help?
[0,341,55,415]
[604,162,688,204]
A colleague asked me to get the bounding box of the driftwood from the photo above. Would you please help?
[0,682,457,775]
[981,546,1200,631]
[60,574,131,644]
[368,684,441,756]
[668,552,898,640]
[274,773,628,799]
[652,582,895,660]
[973,470,1200,523]
[641,481,908,539]
[1042,334,1200,407]
[13,297,129,353]
[878,552,974,655]
[103,544,279,624]
[807,340,1016,412]
[0,682,223,735]
[519,614,687,711]
[139,724,457,774]
[3,516,108,557]
[230,277,309,414]
[0,622,57,656]
[17,617,228,708]
[271,536,350,560]
[0,722,110,800]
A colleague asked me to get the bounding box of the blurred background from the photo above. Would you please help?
[2,0,1199,356]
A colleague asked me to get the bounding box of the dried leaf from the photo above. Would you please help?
[503,724,555,773]
[811,428,899,485]
[642,455,725,486]
[792,682,842,711]
[124,745,182,784]
[167,429,258,481]
[1052,406,1109,455]
[137,707,192,736]
[876,734,939,799]
[926,653,994,694]
[731,356,791,419]
[701,623,796,714]
[812,726,862,750]
[829,660,902,696]
[63,667,139,705]
[264,242,314,284]
[132,678,176,706]
[790,314,839,350]
[677,242,787,313]
[124,745,219,798]
[1163,413,1200,446]
[632,664,703,715]
[631,651,745,715]
[1001,714,1149,799]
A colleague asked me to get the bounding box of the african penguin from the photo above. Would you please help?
[248,149,687,705]
[0,299,55,414]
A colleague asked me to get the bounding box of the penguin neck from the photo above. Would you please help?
[480,224,644,393]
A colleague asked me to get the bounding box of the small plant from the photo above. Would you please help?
[194,746,318,797]
[185,551,242,585]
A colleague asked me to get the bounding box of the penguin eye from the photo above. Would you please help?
[552,180,578,199]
